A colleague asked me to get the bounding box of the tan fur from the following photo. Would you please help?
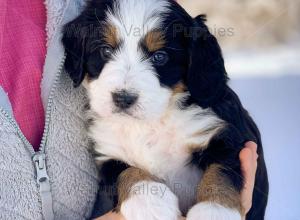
[187,144,206,154]
[197,164,243,214]
[116,167,160,211]
[83,76,92,85]
[103,25,119,47]
[191,124,225,142]
[172,82,187,94]
[192,126,222,139]
[144,30,166,52]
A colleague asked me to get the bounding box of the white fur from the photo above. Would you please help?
[120,181,181,220]
[90,94,224,206]
[91,95,224,175]
[107,0,170,39]
[187,202,242,220]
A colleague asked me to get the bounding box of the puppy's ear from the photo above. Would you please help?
[187,15,228,107]
[62,17,87,87]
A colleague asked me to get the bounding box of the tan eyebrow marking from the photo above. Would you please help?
[144,30,166,52]
[103,25,119,47]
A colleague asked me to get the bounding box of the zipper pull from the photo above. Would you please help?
[33,153,49,183]
[33,153,54,220]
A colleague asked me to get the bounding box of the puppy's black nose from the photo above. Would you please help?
[112,90,138,109]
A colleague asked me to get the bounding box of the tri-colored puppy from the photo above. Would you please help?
[62,0,268,219]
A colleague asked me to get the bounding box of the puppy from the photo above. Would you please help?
[62,0,268,219]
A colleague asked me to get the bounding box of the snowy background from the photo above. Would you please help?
[179,1,300,219]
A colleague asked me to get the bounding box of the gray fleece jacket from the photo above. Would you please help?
[0,0,99,219]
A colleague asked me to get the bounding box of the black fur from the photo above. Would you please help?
[91,160,129,217]
[209,87,269,219]
[62,0,114,87]
[62,1,268,219]
[166,3,269,218]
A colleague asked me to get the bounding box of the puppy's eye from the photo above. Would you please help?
[100,46,113,60]
[151,51,169,66]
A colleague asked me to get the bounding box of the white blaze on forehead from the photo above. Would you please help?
[106,0,170,47]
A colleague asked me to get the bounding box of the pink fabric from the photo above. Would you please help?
[0,0,47,150]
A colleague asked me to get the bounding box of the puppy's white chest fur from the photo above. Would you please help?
[91,102,223,176]
[90,99,224,211]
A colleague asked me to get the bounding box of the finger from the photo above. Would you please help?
[96,212,184,220]
[240,142,258,179]
[239,141,258,214]
[95,212,125,220]
[245,141,258,161]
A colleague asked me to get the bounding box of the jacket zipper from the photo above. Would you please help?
[39,54,67,154]
[0,54,66,220]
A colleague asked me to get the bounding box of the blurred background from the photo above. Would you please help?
[178,1,300,219]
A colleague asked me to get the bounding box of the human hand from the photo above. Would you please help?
[95,212,185,220]
[95,212,124,220]
[240,141,258,216]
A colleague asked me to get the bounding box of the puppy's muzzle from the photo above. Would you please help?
[112,90,138,110]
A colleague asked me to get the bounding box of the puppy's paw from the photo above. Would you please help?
[120,181,181,220]
[187,202,242,220]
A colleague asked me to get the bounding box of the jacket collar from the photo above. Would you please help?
[41,0,87,108]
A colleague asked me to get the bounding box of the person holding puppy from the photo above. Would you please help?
[0,0,258,219]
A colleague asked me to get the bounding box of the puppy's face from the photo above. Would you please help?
[63,0,227,119]
[85,0,188,120]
